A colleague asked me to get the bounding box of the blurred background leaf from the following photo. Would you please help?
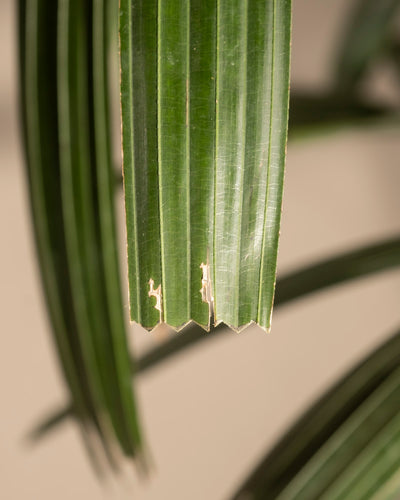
[335,0,400,92]
[289,91,399,139]
[230,326,400,500]
[18,0,142,468]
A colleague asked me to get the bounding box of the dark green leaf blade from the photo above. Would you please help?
[58,0,143,457]
[275,236,400,305]
[289,91,398,139]
[19,0,142,465]
[336,0,400,90]
[120,0,162,328]
[58,0,131,453]
[92,0,143,455]
[19,0,107,449]
[230,326,400,500]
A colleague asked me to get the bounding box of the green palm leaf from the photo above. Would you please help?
[120,0,292,331]
[230,326,400,499]
[19,0,142,464]
[336,0,400,90]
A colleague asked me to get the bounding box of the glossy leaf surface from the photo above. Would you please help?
[120,0,292,330]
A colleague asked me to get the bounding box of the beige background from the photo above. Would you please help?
[1,0,400,498]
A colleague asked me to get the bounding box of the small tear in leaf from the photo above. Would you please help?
[148,279,163,323]
[200,260,214,327]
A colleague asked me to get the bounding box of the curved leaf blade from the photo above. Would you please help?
[230,326,400,500]
[336,0,400,90]
[19,0,105,449]
[19,0,143,464]
[92,0,143,455]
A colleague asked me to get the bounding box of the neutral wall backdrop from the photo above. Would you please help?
[1,0,400,499]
